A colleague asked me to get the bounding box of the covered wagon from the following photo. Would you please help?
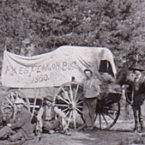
[1,45,121,129]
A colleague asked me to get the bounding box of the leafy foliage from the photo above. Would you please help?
[0,0,144,68]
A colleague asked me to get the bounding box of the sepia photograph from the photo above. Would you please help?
[0,0,145,145]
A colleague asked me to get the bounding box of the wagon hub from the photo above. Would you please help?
[68,101,76,110]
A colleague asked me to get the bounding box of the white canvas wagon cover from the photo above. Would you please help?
[1,46,116,88]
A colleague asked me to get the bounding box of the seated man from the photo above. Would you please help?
[36,98,70,140]
[0,97,34,143]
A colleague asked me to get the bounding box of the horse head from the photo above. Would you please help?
[116,67,132,85]
[126,70,136,84]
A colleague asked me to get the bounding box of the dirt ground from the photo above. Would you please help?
[23,128,145,145]
[1,121,145,145]
[23,120,145,145]
[27,130,145,145]
[1,88,145,145]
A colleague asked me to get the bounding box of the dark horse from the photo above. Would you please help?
[117,67,145,131]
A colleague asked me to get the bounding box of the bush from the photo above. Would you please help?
[0,0,144,68]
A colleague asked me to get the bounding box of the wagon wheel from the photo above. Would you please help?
[54,82,84,128]
[0,98,14,120]
[95,95,120,130]
[1,90,30,119]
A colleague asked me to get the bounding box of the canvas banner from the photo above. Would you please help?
[1,46,116,88]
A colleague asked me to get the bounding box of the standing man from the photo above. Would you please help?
[83,69,102,129]
[0,97,34,143]
[134,70,145,91]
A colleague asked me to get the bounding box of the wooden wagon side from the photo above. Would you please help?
[0,87,58,120]
[0,77,122,130]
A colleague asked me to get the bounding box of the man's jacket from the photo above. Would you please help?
[134,74,145,94]
[83,77,101,98]
[10,107,34,140]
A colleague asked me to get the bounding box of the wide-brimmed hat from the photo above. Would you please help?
[14,98,26,105]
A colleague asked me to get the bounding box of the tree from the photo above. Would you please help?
[0,0,144,68]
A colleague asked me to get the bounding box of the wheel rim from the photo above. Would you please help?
[54,82,84,128]
[1,90,30,119]
[95,101,120,129]
[1,101,14,120]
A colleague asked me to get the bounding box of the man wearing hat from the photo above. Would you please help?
[0,97,34,143]
[36,97,71,138]
[134,70,145,91]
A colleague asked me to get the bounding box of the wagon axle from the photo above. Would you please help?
[67,101,76,110]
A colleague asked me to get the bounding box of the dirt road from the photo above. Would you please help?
[23,120,145,145]
[0,121,145,145]
[0,88,145,145]
[24,129,145,145]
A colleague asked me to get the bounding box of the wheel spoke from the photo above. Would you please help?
[95,102,120,129]
[107,114,114,120]
[54,84,84,129]
[4,109,12,113]
[76,105,83,109]
[69,85,74,101]
[108,105,118,112]
[73,110,77,128]
[11,93,16,100]
[61,87,71,103]
[99,113,102,129]
[3,106,12,109]
[2,103,11,107]
[6,98,13,106]
[68,111,73,123]
[55,104,69,107]
[66,110,70,117]
[109,109,118,112]
[76,95,82,103]
[76,100,83,105]
[8,93,16,103]
[56,95,70,104]
[66,111,72,129]
[7,94,10,99]
[76,108,83,114]
[63,108,69,112]
[74,84,79,100]
[25,97,30,110]
[101,113,109,127]
[108,110,117,114]
[15,91,19,98]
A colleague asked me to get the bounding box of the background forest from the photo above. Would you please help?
[0,0,145,70]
